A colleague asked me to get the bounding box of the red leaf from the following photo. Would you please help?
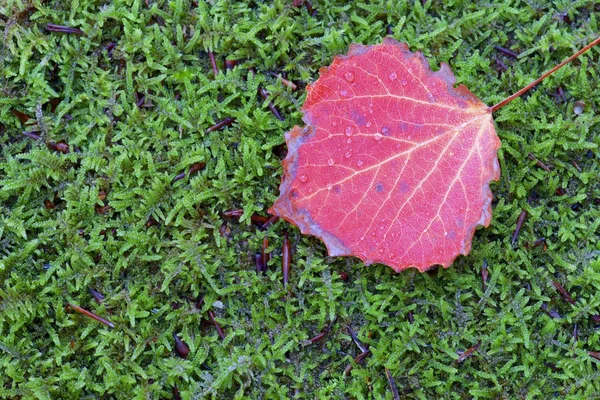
[269,38,501,272]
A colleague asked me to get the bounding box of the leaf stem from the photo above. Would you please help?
[491,36,600,112]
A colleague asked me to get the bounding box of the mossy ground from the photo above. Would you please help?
[1,1,600,398]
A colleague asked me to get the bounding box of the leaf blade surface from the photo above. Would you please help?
[270,38,501,272]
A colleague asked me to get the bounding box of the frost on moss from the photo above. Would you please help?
[1,1,600,399]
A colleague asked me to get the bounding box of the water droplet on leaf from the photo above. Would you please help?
[344,71,355,82]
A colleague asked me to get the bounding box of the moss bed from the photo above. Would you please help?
[1,1,600,398]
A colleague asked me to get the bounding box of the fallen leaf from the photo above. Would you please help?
[269,38,499,272]
[269,36,600,272]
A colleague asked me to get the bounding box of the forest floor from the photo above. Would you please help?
[1,1,600,398]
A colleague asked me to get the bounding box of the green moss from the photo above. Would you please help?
[1,0,600,398]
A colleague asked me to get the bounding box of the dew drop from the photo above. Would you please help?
[389,72,397,81]
[401,79,408,85]
[427,93,435,103]
[374,133,382,141]
[332,121,337,127]
[360,236,364,241]
[299,174,308,183]
[408,67,413,73]
[356,160,363,167]
[365,121,372,128]
[327,158,334,166]
[347,138,352,144]
[345,126,353,136]
[379,248,384,253]
[379,225,384,230]
[381,126,389,135]
[308,187,314,193]
[344,71,355,82]
[340,90,348,97]
[344,151,352,159]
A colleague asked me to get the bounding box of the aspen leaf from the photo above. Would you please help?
[269,37,600,272]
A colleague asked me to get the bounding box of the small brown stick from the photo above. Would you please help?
[225,59,238,70]
[271,73,297,90]
[541,303,561,319]
[258,88,284,121]
[254,254,263,274]
[173,162,206,182]
[11,109,32,123]
[205,117,235,133]
[189,162,205,175]
[172,386,181,400]
[385,368,400,400]
[552,281,575,305]
[495,58,508,73]
[23,131,42,140]
[455,341,481,363]
[555,188,567,196]
[347,326,368,353]
[261,215,279,229]
[208,51,219,76]
[481,260,489,292]
[48,141,69,154]
[282,235,290,287]
[172,172,186,182]
[494,45,518,58]
[251,215,268,225]
[208,310,225,339]
[588,351,600,361]
[66,304,114,328]
[173,333,190,358]
[146,216,158,228]
[572,160,582,172]
[511,210,528,246]
[222,209,267,226]
[491,36,600,112]
[46,24,84,35]
[344,349,372,375]
[96,204,110,215]
[308,318,336,344]
[89,288,105,304]
[223,209,243,217]
[528,153,551,171]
